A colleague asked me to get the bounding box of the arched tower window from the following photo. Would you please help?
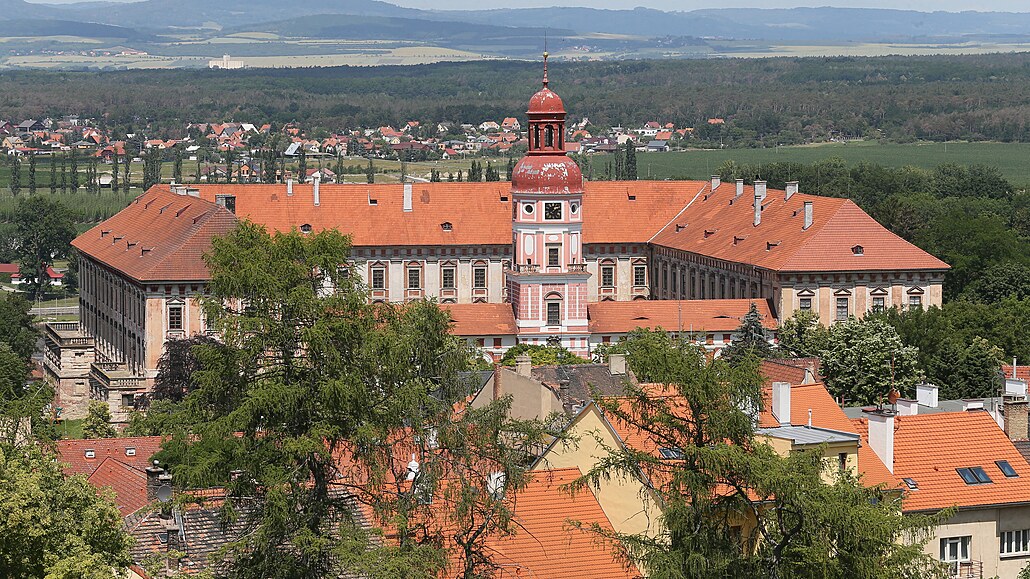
[533,126,540,149]
[545,126,554,148]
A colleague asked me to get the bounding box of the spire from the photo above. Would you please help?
[542,51,549,88]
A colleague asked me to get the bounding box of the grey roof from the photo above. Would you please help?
[531,364,632,415]
[757,425,859,445]
[843,397,1006,419]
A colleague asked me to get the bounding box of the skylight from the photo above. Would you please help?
[957,467,992,485]
[659,447,685,460]
[997,460,1019,478]
[902,477,918,490]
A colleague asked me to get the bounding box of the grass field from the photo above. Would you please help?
[622,141,1030,187]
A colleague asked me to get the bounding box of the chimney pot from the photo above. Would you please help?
[772,381,791,426]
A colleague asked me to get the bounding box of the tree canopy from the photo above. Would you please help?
[819,317,921,405]
[12,196,76,299]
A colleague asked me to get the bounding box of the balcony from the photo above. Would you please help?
[45,322,94,348]
[946,561,982,579]
[568,263,588,273]
[511,263,540,274]
[508,263,591,276]
[90,361,145,394]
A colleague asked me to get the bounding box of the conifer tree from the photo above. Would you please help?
[625,140,638,180]
[27,155,36,195]
[122,152,130,192]
[365,158,374,184]
[111,153,119,192]
[8,157,20,196]
[720,302,775,365]
[506,156,515,181]
[49,155,56,194]
[60,153,68,193]
[173,148,183,183]
[69,150,79,191]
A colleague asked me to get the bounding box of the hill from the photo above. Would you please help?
[0,18,148,39]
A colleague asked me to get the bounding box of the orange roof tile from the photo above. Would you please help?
[58,435,165,476]
[443,303,516,336]
[649,183,948,273]
[1003,364,1030,382]
[855,411,1030,512]
[86,457,149,516]
[588,299,776,335]
[758,383,855,433]
[72,189,236,282]
[759,358,812,385]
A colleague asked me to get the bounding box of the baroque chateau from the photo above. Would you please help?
[43,61,948,421]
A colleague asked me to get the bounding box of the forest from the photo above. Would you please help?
[3,53,1030,145]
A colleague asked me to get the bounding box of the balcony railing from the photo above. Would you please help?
[90,361,145,392]
[44,322,93,347]
[946,561,982,579]
[512,263,539,274]
[568,263,588,273]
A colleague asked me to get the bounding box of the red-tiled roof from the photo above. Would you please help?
[588,299,776,335]
[855,411,1030,512]
[86,457,148,516]
[72,189,237,282]
[1003,364,1030,382]
[443,303,516,336]
[58,435,165,476]
[582,181,706,244]
[649,183,948,273]
[759,358,820,385]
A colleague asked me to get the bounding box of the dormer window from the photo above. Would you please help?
[441,222,452,231]
[84,449,96,459]
[125,447,137,457]
[300,224,312,234]
[852,245,864,255]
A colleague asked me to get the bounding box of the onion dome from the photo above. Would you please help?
[511,155,583,195]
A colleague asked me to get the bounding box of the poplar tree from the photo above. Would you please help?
[505,157,515,181]
[173,148,183,183]
[112,153,119,192]
[49,155,56,194]
[27,155,36,195]
[60,153,67,193]
[9,157,20,196]
[69,150,79,191]
[625,140,638,180]
[365,158,374,184]
[122,152,130,192]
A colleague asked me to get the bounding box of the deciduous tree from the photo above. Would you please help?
[819,317,921,405]
[13,196,76,299]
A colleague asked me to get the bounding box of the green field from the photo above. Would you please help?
[627,141,1030,187]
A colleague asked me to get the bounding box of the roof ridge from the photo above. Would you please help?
[647,181,709,243]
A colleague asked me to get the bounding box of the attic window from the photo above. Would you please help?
[902,477,918,490]
[441,222,453,231]
[956,467,992,485]
[733,235,747,245]
[852,245,864,256]
[500,195,508,202]
[703,229,717,239]
[627,194,636,201]
[997,460,1019,478]
[300,224,312,234]
[368,198,378,206]
[125,447,136,457]
[101,230,111,238]
[766,241,781,251]
[84,449,96,459]
[659,448,685,460]
[675,223,686,233]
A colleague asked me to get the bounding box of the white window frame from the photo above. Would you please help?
[940,536,971,564]
[1001,529,1030,557]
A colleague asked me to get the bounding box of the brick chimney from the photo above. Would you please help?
[146,461,164,502]
[515,353,532,377]
[1004,397,1029,440]
[864,408,896,473]
[771,381,791,426]
[492,363,502,401]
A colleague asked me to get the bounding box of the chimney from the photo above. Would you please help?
[753,191,763,227]
[313,173,321,207]
[146,461,164,502]
[916,382,939,408]
[754,180,767,201]
[864,409,896,473]
[403,182,413,212]
[735,178,744,198]
[287,178,293,197]
[962,399,984,411]
[492,363,502,401]
[515,353,532,377]
[896,398,918,416]
[608,352,627,375]
[164,516,182,555]
[771,381,791,426]
[711,175,721,191]
[785,181,798,200]
[1006,378,1028,398]
[803,201,813,230]
[1004,397,1029,440]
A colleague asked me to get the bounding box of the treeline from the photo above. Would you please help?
[5,53,1030,145]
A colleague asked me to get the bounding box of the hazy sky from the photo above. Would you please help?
[30,0,1030,10]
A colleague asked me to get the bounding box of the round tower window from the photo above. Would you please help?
[523,203,535,214]
[570,203,579,214]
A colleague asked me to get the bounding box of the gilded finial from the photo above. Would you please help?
[542,51,549,88]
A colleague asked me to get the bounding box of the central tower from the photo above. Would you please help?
[506,54,591,356]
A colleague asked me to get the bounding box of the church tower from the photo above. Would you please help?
[506,54,590,355]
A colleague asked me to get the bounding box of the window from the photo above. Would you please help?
[957,466,992,485]
[473,267,487,289]
[997,460,1019,478]
[909,295,922,309]
[544,125,554,148]
[835,297,849,321]
[838,452,848,472]
[601,265,615,288]
[941,536,971,564]
[168,305,183,331]
[370,268,385,290]
[547,244,560,267]
[872,296,885,312]
[633,265,647,287]
[544,202,562,220]
[125,447,136,457]
[441,267,455,289]
[570,202,579,214]
[799,297,812,311]
[546,301,561,326]
[121,394,134,408]
[1001,529,1030,556]
[659,448,684,460]
[902,477,918,490]
[523,203,534,215]
[407,268,421,289]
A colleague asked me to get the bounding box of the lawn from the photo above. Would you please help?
[622,141,1030,187]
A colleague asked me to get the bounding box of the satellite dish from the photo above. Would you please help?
[156,484,173,503]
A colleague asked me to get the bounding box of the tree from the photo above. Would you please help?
[60,152,68,193]
[13,196,76,299]
[69,150,79,191]
[0,442,132,577]
[624,140,637,180]
[959,262,1030,304]
[366,158,375,184]
[82,400,117,438]
[777,310,829,358]
[111,153,119,191]
[298,147,307,182]
[9,157,20,195]
[719,302,774,364]
[0,294,38,361]
[505,157,514,181]
[148,223,557,578]
[499,343,588,367]
[49,155,56,194]
[173,147,183,183]
[572,330,943,579]
[122,151,131,192]
[820,317,921,405]
[150,335,224,403]
[27,154,36,195]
